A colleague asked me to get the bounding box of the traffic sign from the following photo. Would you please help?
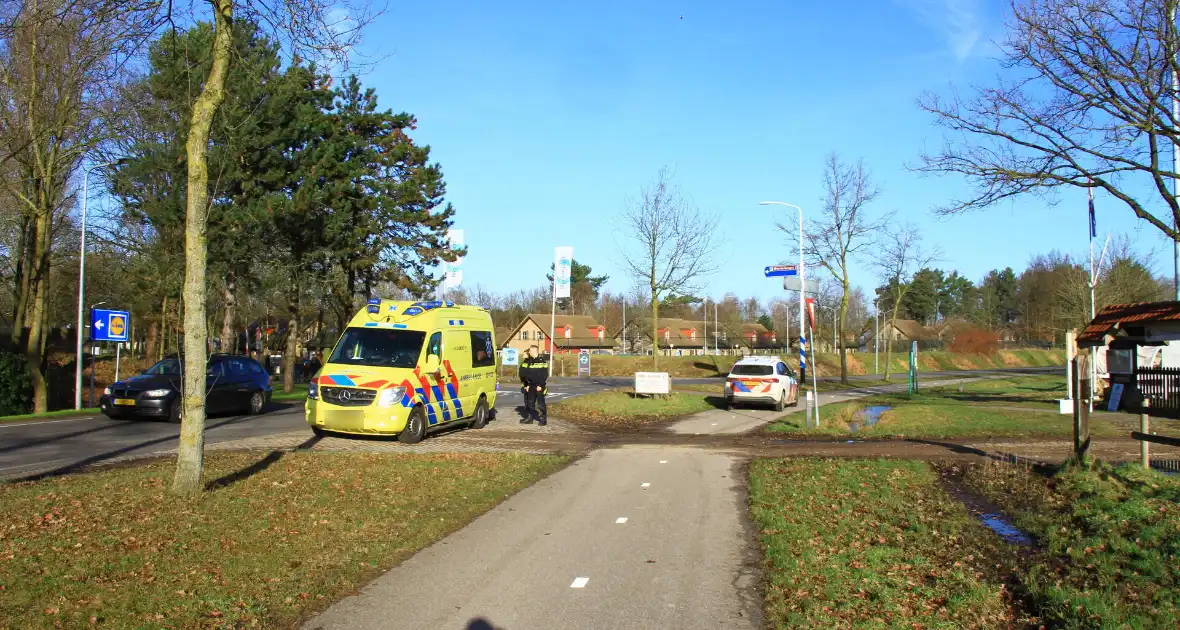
[502,348,520,366]
[578,349,590,376]
[764,264,798,277]
[91,309,130,343]
[784,277,820,294]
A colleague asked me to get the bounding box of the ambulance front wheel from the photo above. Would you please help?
[400,406,427,444]
[469,397,489,430]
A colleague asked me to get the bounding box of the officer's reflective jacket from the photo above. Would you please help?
[519,354,550,387]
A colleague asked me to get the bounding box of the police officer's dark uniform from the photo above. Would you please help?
[518,351,550,426]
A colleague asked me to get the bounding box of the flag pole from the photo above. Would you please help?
[1088,185,1097,412]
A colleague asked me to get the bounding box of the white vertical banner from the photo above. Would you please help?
[554,246,574,299]
[444,229,464,289]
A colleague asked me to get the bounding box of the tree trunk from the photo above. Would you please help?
[173,0,233,495]
[24,209,52,413]
[283,275,299,393]
[218,270,236,354]
[10,215,31,345]
[838,275,850,385]
[144,317,158,361]
[650,289,660,370]
[159,295,168,360]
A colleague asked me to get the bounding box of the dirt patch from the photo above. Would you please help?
[997,351,1023,367]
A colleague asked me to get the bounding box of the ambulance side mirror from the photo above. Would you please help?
[424,354,441,375]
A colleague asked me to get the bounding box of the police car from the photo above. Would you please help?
[723,356,800,412]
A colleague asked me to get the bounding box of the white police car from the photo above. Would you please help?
[723,356,800,412]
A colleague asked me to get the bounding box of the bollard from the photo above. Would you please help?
[1141,398,1151,470]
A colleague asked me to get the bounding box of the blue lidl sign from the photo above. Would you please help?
[91,309,130,342]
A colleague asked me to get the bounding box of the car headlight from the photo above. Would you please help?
[377,387,407,408]
[103,387,111,396]
[307,381,318,400]
[144,389,171,398]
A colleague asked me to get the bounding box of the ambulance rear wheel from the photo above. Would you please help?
[400,406,427,444]
[469,398,489,430]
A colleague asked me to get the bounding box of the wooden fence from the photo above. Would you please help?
[1137,367,1180,416]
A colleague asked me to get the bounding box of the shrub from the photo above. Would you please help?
[949,327,1001,354]
[0,347,33,415]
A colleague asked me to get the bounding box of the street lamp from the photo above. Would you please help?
[75,160,123,410]
[87,301,107,408]
[760,200,818,427]
[759,201,806,374]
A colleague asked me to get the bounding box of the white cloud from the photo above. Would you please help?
[897,0,984,61]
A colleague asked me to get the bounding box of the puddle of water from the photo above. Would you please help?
[978,513,1033,546]
[847,406,893,433]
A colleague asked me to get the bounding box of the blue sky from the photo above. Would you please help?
[355,0,1173,306]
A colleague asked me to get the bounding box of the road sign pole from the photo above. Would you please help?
[89,343,97,408]
[115,343,121,384]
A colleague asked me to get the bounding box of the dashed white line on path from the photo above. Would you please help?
[641,482,650,488]
[659,460,668,464]
[615,517,628,524]
[570,577,589,588]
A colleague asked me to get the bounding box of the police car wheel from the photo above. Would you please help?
[400,406,427,444]
[774,391,786,413]
[469,398,489,430]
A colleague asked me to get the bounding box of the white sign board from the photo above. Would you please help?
[501,348,519,366]
[784,276,820,294]
[554,246,574,299]
[444,229,464,288]
[634,372,671,395]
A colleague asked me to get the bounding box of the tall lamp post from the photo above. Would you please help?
[75,160,121,410]
[760,201,818,427]
[759,201,806,379]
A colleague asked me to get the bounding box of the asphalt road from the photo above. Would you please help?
[0,367,1061,481]
[304,447,761,630]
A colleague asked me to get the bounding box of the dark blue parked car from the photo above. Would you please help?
[100,354,273,422]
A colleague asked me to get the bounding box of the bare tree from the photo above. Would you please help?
[792,154,885,384]
[873,223,939,381]
[618,168,720,367]
[163,0,376,494]
[917,0,1180,254]
[0,0,162,412]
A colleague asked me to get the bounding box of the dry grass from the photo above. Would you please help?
[0,451,567,628]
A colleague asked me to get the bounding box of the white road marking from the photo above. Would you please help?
[641,482,650,488]
[615,517,628,524]
[0,457,73,472]
[570,577,589,588]
[659,460,668,464]
[711,423,717,426]
[0,416,98,429]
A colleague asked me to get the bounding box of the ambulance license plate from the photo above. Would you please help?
[114,398,136,406]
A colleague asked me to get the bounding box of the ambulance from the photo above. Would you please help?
[306,299,498,442]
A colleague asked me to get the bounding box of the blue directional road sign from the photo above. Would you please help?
[501,348,520,366]
[91,309,130,343]
[764,264,798,277]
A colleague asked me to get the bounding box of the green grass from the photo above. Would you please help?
[0,451,567,628]
[0,407,101,424]
[963,461,1180,628]
[271,383,309,401]
[549,389,719,429]
[749,458,1023,628]
[765,375,1129,439]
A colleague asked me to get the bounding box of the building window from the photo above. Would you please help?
[520,331,528,341]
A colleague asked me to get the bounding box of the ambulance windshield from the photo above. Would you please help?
[328,328,427,369]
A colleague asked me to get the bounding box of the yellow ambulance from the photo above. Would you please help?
[306,299,498,442]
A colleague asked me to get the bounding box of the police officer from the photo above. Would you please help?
[518,345,549,426]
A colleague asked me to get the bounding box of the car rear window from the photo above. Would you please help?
[731,364,773,376]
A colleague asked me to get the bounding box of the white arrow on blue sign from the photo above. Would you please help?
[764,264,798,277]
[91,309,130,343]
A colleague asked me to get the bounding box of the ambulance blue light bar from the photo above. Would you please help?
[367,297,381,314]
